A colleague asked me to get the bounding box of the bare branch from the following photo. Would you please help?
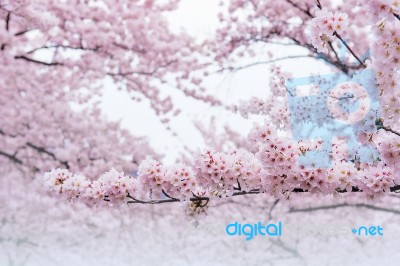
[378,125,400,137]
[5,11,10,31]
[123,186,400,205]
[215,55,313,73]
[162,189,179,201]
[14,55,63,66]
[268,199,280,220]
[289,203,400,215]
[26,142,70,169]
[333,32,367,68]
[0,150,23,165]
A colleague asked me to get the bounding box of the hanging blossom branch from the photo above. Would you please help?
[290,0,367,67]
[44,123,400,207]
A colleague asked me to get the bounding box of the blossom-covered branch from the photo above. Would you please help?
[45,122,400,207]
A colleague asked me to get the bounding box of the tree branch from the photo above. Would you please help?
[289,203,400,215]
[286,0,366,68]
[333,32,367,68]
[378,125,400,137]
[123,186,400,205]
[5,11,10,31]
[26,142,70,169]
[126,190,260,204]
[162,189,179,201]
[215,55,313,73]
[0,150,23,165]
[14,55,63,66]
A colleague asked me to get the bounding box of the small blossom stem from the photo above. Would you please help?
[234,179,242,191]
[316,0,322,9]
[162,189,179,200]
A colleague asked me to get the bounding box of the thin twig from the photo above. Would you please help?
[14,55,63,66]
[215,55,312,73]
[26,142,70,169]
[289,203,400,215]
[162,189,179,201]
[378,125,400,137]
[5,11,10,31]
[333,32,367,68]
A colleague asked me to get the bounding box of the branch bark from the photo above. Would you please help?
[289,203,400,215]
[123,185,400,205]
[14,55,63,66]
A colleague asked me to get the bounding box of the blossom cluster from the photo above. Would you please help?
[358,163,396,196]
[308,8,349,53]
[234,67,291,129]
[44,168,139,206]
[366,0,400,22]
[369,19,400,128]
[193,149,262,196]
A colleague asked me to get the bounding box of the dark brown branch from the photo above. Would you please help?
[0,150,23,165]
[26,142,70,169]
[162,189,179,201]
[14,55,63,66]
[289,203,400,215]
[112,42,147,54]
[316,0,322,9]
[126,190,260,205]
[333,32,367,68]
[124,185,400,205]
[5,11,10,31]
[234,179,242,191]
[14,29,32,36]
[288,37,351,74]
[26,45,100,54]
[286,0,366,68]
[378,125,400,137]
[285,0,312,17]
